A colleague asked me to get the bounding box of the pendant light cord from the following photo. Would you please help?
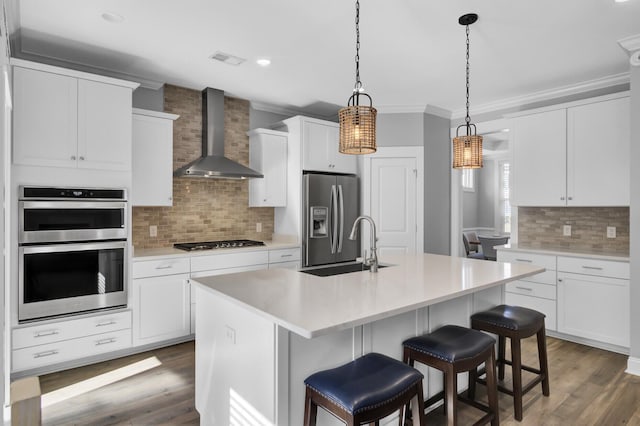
[465,23,471,134]
[354,0,362,92]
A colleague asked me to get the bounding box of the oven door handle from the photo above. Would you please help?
[19,201,127,210]
[20,240,127,254]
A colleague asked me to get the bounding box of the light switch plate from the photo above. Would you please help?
[607,226,616,238]
[563,225,571,237]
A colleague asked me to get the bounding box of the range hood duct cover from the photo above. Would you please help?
[173,88,263,179]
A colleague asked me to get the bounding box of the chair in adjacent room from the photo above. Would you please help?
[303,352,426,425]
[478,236,510,261]
[463,234,485,260]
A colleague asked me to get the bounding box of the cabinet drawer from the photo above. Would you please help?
[190,250,269,273]
[269,260,301,270]
[190,265,267,302]
[504,292,556,331]
[557,256,629,279]
[497,251,556,270]
[133,257,190,279]
[520,269,556,285]
[12,328,132,372]
[13,311,131,349]
[505,280,556,300]
[268,247,300,263]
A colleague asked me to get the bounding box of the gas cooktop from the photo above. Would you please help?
[173,239,265,251]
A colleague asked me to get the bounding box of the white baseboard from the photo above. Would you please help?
[626,357,640,376]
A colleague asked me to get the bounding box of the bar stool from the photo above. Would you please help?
[303,352,426,426]
[402,325,499,426]
[470,305,550,421]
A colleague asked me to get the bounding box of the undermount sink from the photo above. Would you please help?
[300,262,389,277]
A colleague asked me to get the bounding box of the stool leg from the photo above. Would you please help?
[304,387,317,426]
[411,380,426,426]
[485,347,499,426]
[511,337,523,422]
[401,349,415,426]
[498,335,506,381]
[467,364,477,400]
[445,364,457,426]
[537,326,550,397]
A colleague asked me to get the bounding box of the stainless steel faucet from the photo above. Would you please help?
[349,215,378,272]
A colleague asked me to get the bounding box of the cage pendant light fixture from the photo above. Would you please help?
[339,0,377,155]
[452,13,483,169]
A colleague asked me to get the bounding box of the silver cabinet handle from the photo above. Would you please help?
[71,155,76,160]
[568,196,573,200]
[34,350,59,359]
[558,278,563,282]
[515,258,533,263]
[95,338,117,346]
[515,286,533,291]
[79,156,85,160]
[34,330,60,338]
[560,196,565,200]
[280,254,293,258]
[96,321,117,327]
[582,266,603,270]
[155,265,174,270]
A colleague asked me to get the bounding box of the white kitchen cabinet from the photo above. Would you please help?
[132,257,191,346]
[132,109,179,206]
[268,247,301,270]
[248,129,288,207]
[12,59,138,171]
[557,256,629,348]
[510,92,630,207]
[302,119,357,174]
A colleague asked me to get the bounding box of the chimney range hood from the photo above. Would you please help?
[173,88,263,179]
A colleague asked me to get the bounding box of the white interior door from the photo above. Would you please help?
[365,152,420,257]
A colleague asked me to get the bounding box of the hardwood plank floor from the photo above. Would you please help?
[38,337,640,425]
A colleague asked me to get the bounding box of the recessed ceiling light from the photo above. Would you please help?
[101,12,125,23]
[256,58,271,67]
[615,0,629,3]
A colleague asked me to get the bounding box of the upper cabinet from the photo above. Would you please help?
[248,129,287,207]
[132,109,179,206]
[12,59,139,171]
[302,119,358,174]
[510,93,630,207]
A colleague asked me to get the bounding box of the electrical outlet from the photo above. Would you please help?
[149,225,158,237]
[256,222,262,232]
[225,326,236,344]
[563,225,571,237]
[607,226,616,239]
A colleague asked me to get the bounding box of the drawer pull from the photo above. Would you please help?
[280,254,293,258]
[95,338,117,346]
[582,266,603,271]
[515,286,533,291]
[34,330,60,338]
[515,258,533,263]
[96,321,117,327]
[34,350,59,359]
[155,265,174,270]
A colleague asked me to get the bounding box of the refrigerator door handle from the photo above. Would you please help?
[330,185,338,254]
[337,185,344,253]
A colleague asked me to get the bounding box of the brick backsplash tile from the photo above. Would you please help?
[517,207,629,253]
[133,85,275,249]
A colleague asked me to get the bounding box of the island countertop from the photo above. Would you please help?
[191,253,543,338]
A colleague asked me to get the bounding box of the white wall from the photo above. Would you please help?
[629,62,640,366]
[378,112,424,147]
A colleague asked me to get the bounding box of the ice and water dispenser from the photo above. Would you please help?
[310,206,328,238]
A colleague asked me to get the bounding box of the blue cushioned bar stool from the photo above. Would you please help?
[469,305,550,421]
[402,325,499,426]
[303,352,426,426]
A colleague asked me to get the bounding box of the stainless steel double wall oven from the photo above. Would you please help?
[18,186,128,322]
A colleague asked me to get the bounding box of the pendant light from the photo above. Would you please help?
[452,13,483,169]
[339,0,377,155]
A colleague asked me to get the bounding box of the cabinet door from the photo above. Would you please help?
[328,125,358,174]
[13,67,78,167]
[567,97,630,206]
[133,273,190,345]
[132,113,174,206]
[77,79,132,171]
[511,109,566,206]
[249,132,287,207]
[302,121,333,172]
[557,272,629,347]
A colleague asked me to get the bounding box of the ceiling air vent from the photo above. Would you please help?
[209,51,246,66]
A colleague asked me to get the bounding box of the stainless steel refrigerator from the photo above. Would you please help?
[303,172,359,267]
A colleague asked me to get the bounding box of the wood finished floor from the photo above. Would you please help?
[38,337,640,425]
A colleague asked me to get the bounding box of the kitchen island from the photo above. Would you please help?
[192,253,543,425]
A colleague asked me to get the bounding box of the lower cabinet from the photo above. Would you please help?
[268,247,301,270]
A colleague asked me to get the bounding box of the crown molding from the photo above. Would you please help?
[250,101,305,118]
[374,105,427,114]
[424,104,452,119]
[451,72,630,119]
[618,34,640,54]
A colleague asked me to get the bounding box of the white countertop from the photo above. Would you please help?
[191,253,543,339]
[132,240,299,261]
[496,244,629,262]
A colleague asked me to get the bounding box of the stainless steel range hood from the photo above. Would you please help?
[173,88,263,179]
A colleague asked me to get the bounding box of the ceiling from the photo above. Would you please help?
[8,0,640,118]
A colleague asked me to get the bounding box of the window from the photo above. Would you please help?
[499,161,511,233]
[462,168,474,191]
